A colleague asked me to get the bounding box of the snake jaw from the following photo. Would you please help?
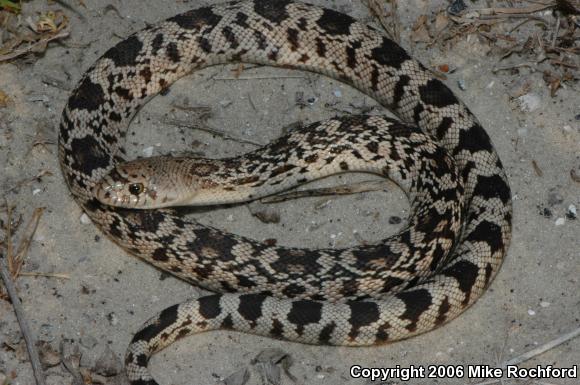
[93,167,155,208]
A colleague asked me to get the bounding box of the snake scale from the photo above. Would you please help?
[57,1,513,384]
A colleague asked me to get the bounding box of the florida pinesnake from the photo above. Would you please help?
[57,1,513,384]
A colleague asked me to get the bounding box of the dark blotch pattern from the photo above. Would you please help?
[137,211,166,233]
[443,260,480,303]
[287,300,323,335]
[396,289,432,332]
[392,74,410,107]
[68,77,106,112]
[348,301,380,339]
[238,294,266,325]
[222,26,239,49]
[70,136,110,176]
[370,37,410,70]
[455,123,493,154]
[435,297,451,325]
[166,42,181,62]
[198,295,222,319]
[318,321,336,343]
[316,8,354,36]
[103,35,143,67]
[253,0,292,24]
[473,174,511,204]
[169,7,222,30]
[468,220,505,255]
[151,34,164,55]
[418,78,458,108]
[152,248,169,261]
[131,304,179,343]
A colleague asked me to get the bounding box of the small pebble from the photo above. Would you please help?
[32,188,42,195]
[539,207,552,218]
[142,146,154,157]
[294,91,304,104]
[307,97,317,105]
[226,214,234,222]
[540,301,551,308]
[219,99,233,107]
[222,367,250,385]
[517,94,541,112]
[38,341,61,367]
[527,309,536,316]
[388,216,402,224]
[554,217,565,226]
[38,324,55,342]
[94,346,123,376]
[107,312,119,326]
[566,204,577,220]
[448,0,467,15]
[548,191,564,206]
[516,127,528,136]
[80,213,91,224]
[28,95,50,103]
[457,79,467,90]
[80,335,98,349]
[333,89,342,97]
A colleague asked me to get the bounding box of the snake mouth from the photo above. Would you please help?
[93,175,141,208]
[93,180,128,207]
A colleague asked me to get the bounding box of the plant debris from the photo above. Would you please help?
[0,4,69,63]
[389,0,579,95]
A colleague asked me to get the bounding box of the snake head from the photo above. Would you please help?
[94,159,163,208]
[94,156,223,209]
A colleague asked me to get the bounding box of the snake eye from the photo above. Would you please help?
[128,183,144,195]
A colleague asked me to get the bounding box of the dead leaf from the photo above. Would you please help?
[411,15,431,44]
[434,12,449,33]
[571,169,580,183]
[0,89,10,107]
[532,160,543,177]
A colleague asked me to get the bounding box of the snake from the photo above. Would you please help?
[57,1,513,384]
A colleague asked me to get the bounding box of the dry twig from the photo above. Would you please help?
[260,179,392,203]
[213,75,306,80]
[503,327,580,366]
[163,117,264,146]
[0,204,46,385]
[0,30,69,62]
[364,0,401,42]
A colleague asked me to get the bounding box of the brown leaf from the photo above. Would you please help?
[532,160,543,177]
[571,169,580,183]
[38,341,61,368]
[434,12,449,33]
[0,89,10,108]
[411,15,432,44]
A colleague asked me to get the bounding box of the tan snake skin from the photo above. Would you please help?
[57,1,513,384]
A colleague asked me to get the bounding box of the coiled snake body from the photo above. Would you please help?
[58,1,512,384]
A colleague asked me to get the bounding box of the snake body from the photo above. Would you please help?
[57,1,512,384]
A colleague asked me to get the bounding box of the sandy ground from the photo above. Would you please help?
[0,1,578,384]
